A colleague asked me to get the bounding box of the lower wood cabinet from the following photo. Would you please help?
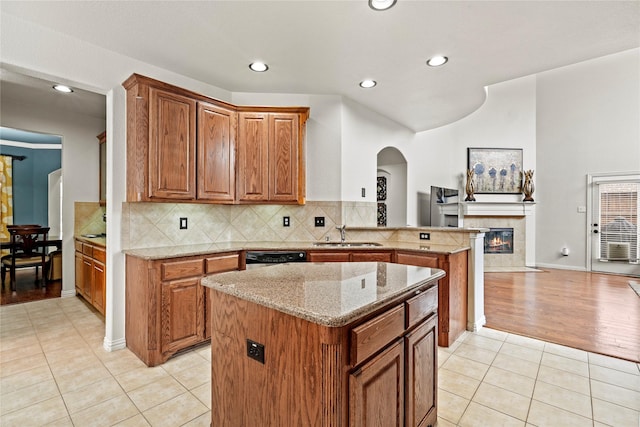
[308,250,393,263]
[396,250,468,347]
[125,252,239,366]
[209,277,438,426]
[74,239,106,315]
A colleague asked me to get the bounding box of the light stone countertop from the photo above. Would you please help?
[201,262,445,327]
[122,241,469,260]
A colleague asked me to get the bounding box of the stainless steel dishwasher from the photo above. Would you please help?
[244,250,307,269]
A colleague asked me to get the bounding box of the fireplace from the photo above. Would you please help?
[485,228,514,254]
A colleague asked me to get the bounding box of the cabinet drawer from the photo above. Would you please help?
[75,241,83,252]
[82,244,93,257]
[161,259,204,281]
[206,254,239,274]
[92,246,106,263]
[308,252,351,262]
[351,304,405,366]
[406,285,438,329]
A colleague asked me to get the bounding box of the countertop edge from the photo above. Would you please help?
[123,242,470,260]
[203,266,445,327]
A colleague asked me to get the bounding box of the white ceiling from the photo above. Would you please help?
[1,1,639,131]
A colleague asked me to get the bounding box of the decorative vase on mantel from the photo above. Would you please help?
[464,169,476,202]
[522,170,535,202]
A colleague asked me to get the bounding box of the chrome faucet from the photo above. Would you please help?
[337,225,346,243]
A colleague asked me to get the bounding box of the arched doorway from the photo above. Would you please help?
[376,147,407,227]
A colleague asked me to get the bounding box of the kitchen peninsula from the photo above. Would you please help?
[202,262,443,426]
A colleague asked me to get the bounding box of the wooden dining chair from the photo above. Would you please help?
[1,226,51,294]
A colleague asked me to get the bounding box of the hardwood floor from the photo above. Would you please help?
[484,268,640,363]
[0,267,62,305]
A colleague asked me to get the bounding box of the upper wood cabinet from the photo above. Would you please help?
[149,87,197,200]
[123,74,308,204]
[97,131,107,205]
[197,102,236,202]
[237,112,303,203]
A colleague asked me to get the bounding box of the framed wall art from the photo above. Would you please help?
[467,148,523,194]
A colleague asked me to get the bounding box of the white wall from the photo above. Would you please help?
[536,48,640,270]
[0,101,105,296]
[409,76,538,225]
[341,98,414,202]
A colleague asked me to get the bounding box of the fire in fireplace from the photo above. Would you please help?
[485,228,514,254]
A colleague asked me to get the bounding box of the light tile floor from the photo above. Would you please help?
[1,297,639,426]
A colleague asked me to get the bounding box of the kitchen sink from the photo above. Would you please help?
[81,233,107,238]
[313,242,383,247]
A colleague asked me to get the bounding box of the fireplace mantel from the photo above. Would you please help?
[462,201,536,217]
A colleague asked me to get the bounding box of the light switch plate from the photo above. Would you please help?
[283,216,290,227]
[180,217,188,229]
[314,217,325,227]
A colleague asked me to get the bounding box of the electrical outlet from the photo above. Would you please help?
[247,339,265,364]
[283,216,290,227]
[419,232,430,240]
[315,216,325,227]
[180,217,188,230]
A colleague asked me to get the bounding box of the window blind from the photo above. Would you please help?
[599,182,639,262]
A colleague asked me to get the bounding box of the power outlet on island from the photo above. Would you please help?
[419,232,430,240]
[247,339,265,364]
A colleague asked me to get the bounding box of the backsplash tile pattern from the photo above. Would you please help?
[74,202,106,236]
[122,201,378,250]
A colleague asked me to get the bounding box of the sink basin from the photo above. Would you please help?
[313,242,383,247]
[81,233,106,238]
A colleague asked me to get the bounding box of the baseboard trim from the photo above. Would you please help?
[103,337,126,352]
[60,289,77,298]
[467,315,487,332]
[535,263,587,272]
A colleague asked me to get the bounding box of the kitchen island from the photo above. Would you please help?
[202,262,443,426]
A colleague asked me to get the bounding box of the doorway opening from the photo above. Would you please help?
[376,147,407,227]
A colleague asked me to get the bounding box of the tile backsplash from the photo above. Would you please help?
[74,202,106,236]
[122,201,377,249]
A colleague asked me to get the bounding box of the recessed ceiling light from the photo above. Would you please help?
[426,56,448,67]
[369,0,397,11]
[359,79,377,88]
[249,62,269,72]
[52,84,73,93]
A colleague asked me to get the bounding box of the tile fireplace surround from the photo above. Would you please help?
[462,202,535,270]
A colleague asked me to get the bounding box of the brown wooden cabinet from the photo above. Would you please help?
[208,269,438,426]
[74,239,106,315]
[396,250,468,347]
[123,74,308,204]
[97,131,106,205]
[308,250,393,263]
[197,102,236,202]
[125,252,239,366]
[237,111,304,203]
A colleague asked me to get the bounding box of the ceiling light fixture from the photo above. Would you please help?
[426,56,448,67]
[249,62,269,72]
[52,84,73,93]
[359,79,377,88]
[368,0,397,11]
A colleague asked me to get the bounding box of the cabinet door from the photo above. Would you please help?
[405,314,438,427]
[197,102,236,202]
[75,251,84,296]
[92,261,106,315]
[161,278,205,354]
[82,256,93,300]
[148,87,197,200]
[352,252,392,262]
[237,112,269,201]
[307,252,351,262]
[268,113,299,201]
[350,339,404,427]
